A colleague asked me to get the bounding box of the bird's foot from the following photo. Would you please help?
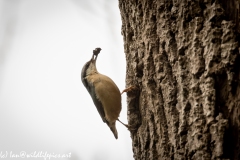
[121,86,138,95]
[117,119,137,131]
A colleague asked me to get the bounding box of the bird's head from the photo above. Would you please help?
[81,48,101,82]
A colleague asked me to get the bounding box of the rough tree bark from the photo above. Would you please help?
[118,0,240,159]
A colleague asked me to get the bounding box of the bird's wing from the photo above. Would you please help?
[93,74,121,122]
[90,86,106,123]
[84,75,106,123]
[84,74,121,123]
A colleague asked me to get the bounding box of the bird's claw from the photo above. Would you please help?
[121,86,138,95]
[125,124,138,132]
[117,119,138,132]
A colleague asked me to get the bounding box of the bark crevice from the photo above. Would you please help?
[119,0,240,159]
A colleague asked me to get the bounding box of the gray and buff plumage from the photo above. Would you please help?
[81,48,121,139]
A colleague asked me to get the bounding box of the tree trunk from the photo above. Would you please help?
[118,0,240,159]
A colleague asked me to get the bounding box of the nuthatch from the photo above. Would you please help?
[81,48,126,139]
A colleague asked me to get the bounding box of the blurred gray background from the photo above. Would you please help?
[0,0,133,160]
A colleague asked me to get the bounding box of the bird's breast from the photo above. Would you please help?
[86,73,121,122]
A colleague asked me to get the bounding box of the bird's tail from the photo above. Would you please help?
[108,121,118,139]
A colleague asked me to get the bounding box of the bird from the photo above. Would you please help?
[81,48,124,139]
